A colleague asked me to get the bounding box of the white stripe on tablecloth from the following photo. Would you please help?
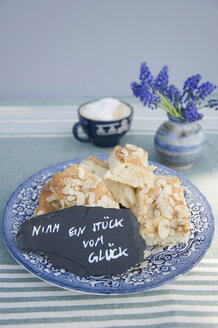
[0,130,218,138]
[128,130,218,135]
[0,281,49,287]
[0,119,77,123]
[1,304,218,321]
[0,133,74,138]
[3,317,218,328]
[0,286,218,300]
[0,293,218,309]
[0,265,25,269]
[0,117,217,125]
[1,283,218,293]
[0,106,78,112]
[0,285,218,299]
[1,115,218,122]
[1,277,218,288]
[200,259,218,263]
[134,116,218,121]
[177,276,218,281]
[0,273,36,278]
[190,266,218,272]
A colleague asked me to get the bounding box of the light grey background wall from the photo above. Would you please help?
[0,0,218,99]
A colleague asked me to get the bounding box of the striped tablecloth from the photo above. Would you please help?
[0,97,218,327]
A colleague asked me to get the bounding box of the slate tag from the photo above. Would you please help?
[15,206,146,276]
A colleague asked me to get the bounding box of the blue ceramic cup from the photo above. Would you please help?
[73,99,133,147]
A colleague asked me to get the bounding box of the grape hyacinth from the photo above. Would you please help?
[167,84,181,109]
[153,65,169,95]
[131,62,218,122]
[139,62,153,84]
[183,74,202,102]
[206,99,218,110]
[182,102,203,123]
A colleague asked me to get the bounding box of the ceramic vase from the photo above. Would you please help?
[154,115,207,170]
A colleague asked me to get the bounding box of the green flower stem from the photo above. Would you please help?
[164,95,182,118]
[153,88,181,118]
[156,102,171,114]
[176,102,182,115]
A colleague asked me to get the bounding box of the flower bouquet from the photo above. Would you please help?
[131,62,218,122]
[131,62,218,169]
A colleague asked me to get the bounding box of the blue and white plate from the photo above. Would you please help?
[1,157,214,294]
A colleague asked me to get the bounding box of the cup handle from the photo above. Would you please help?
[72,120,92,143]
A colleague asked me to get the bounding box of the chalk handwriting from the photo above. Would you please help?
[88,247,128,263]
[32,223,60,237]
[68,226,86,237]
[92,218,123,232]
[83,235,104,248]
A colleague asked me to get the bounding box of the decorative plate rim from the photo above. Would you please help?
[1,157,215,294]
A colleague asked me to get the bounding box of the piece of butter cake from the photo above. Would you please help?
[83,156,136,208]
[35,164,119,216]
[132,175,190,246]
[105,144,155,189]
[34,181,61,216]
[50,164,119,209]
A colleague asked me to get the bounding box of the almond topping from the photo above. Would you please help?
[70,179,83,186]
[154,209,160,217]
[46,194,57,203]
[76,192,85,205]
[120,148,129,156]
[169,228,175,236]
[125,144,137,151]
[101,195,111,203]
[146,232,155,238]
[156,178,167,186]
[83,178,94,190]
[173,193,180,201]
[62,187,69,195]
[88,192,95,205]
[78,167,85,180]
[36,210,44,216]
[67,195,76,202]
[158,219,170,239]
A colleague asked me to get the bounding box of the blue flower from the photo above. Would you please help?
[131,81,157,108]
[206,99,218,110]
[183,74,202,90]
[131,62,218,122]
[196,82,217,101]
[139,62,153,84]
[183,74,202,101]
[167,84,182,108]
[182,102,203,122]
[153,66,169,95]
[131,82,142,98]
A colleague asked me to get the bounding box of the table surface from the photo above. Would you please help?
[0,97,218,328]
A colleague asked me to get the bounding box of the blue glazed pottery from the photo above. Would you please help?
[154,115,207,169]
